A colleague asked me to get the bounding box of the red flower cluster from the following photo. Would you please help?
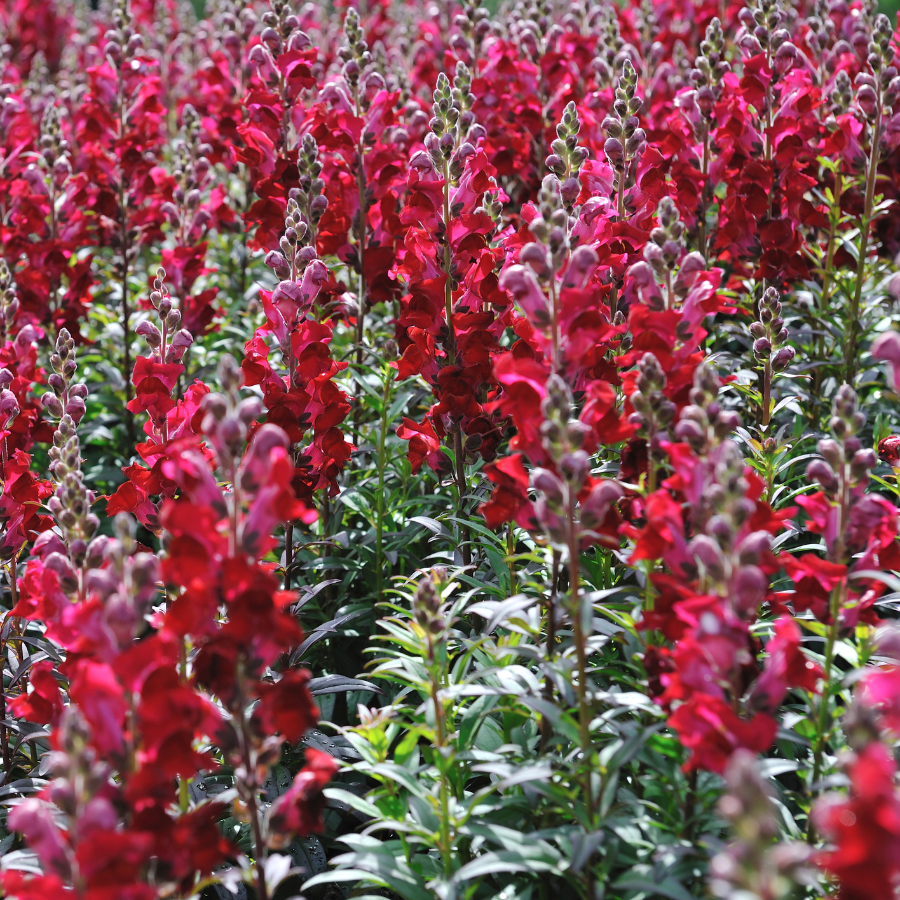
[4,330,330,896]
[815,737,900,900]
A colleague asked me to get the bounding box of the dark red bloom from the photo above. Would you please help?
[669,695,777,773]
[815,742,900,900]
[268,749,339,841]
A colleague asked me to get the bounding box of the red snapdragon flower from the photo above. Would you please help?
[268,749,340,842]
[815,742,900,900]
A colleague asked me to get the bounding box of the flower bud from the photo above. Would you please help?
[733,565,766,613]
[807,459,838,492]
[568,245,599,283]
[580,481,623,531]
[463,432,483,454]
[604,137,624,166]
[772,346,795,372]
[170,329,194,359]
[690,535,726,582]
[532,468,565,507]
[218,416,245,453]
[559,450,590,487]
[136,320,162,348]
[236,396,263,425]
[559,176,580,207]
[817,438,842,467]
[42,393,63,418]
[850,448,876,480]
[65,396,86,424]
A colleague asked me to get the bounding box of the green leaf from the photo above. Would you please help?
[451,848,563,885]
[368,762,432,799]
[611,876,696,900]
[409,515,450,537]
[458,694,496,750]
[306,838,434,900]
[393,728,422,767]
[518,696,582,744]
[323,787,381,820]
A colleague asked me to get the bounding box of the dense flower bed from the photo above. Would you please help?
[1,0,900,898]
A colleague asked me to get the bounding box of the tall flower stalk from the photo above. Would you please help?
[603,61,646,220]
[844,14,899,383]
[340,8,374,371]
[803,386,876,817]
[750,287,794,429]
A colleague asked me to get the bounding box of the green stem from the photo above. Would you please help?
[540,551,560,751]
[438,158,471,566]
[430,658,453,878]
[236,663,269,900]
[819,171,842,315]
[352,80,369,439]
[813,171,842,414]
[807,584,842,842]
[354,139,368,367]
[761,359,772,429]
[506,522,516,598]
[616,165,627,219]
[567,495,593,826]
[844,109,881,385]
[453,429,472,567]
[284,522,293,590]
[808,455,851,840]
[375,369,392,597]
